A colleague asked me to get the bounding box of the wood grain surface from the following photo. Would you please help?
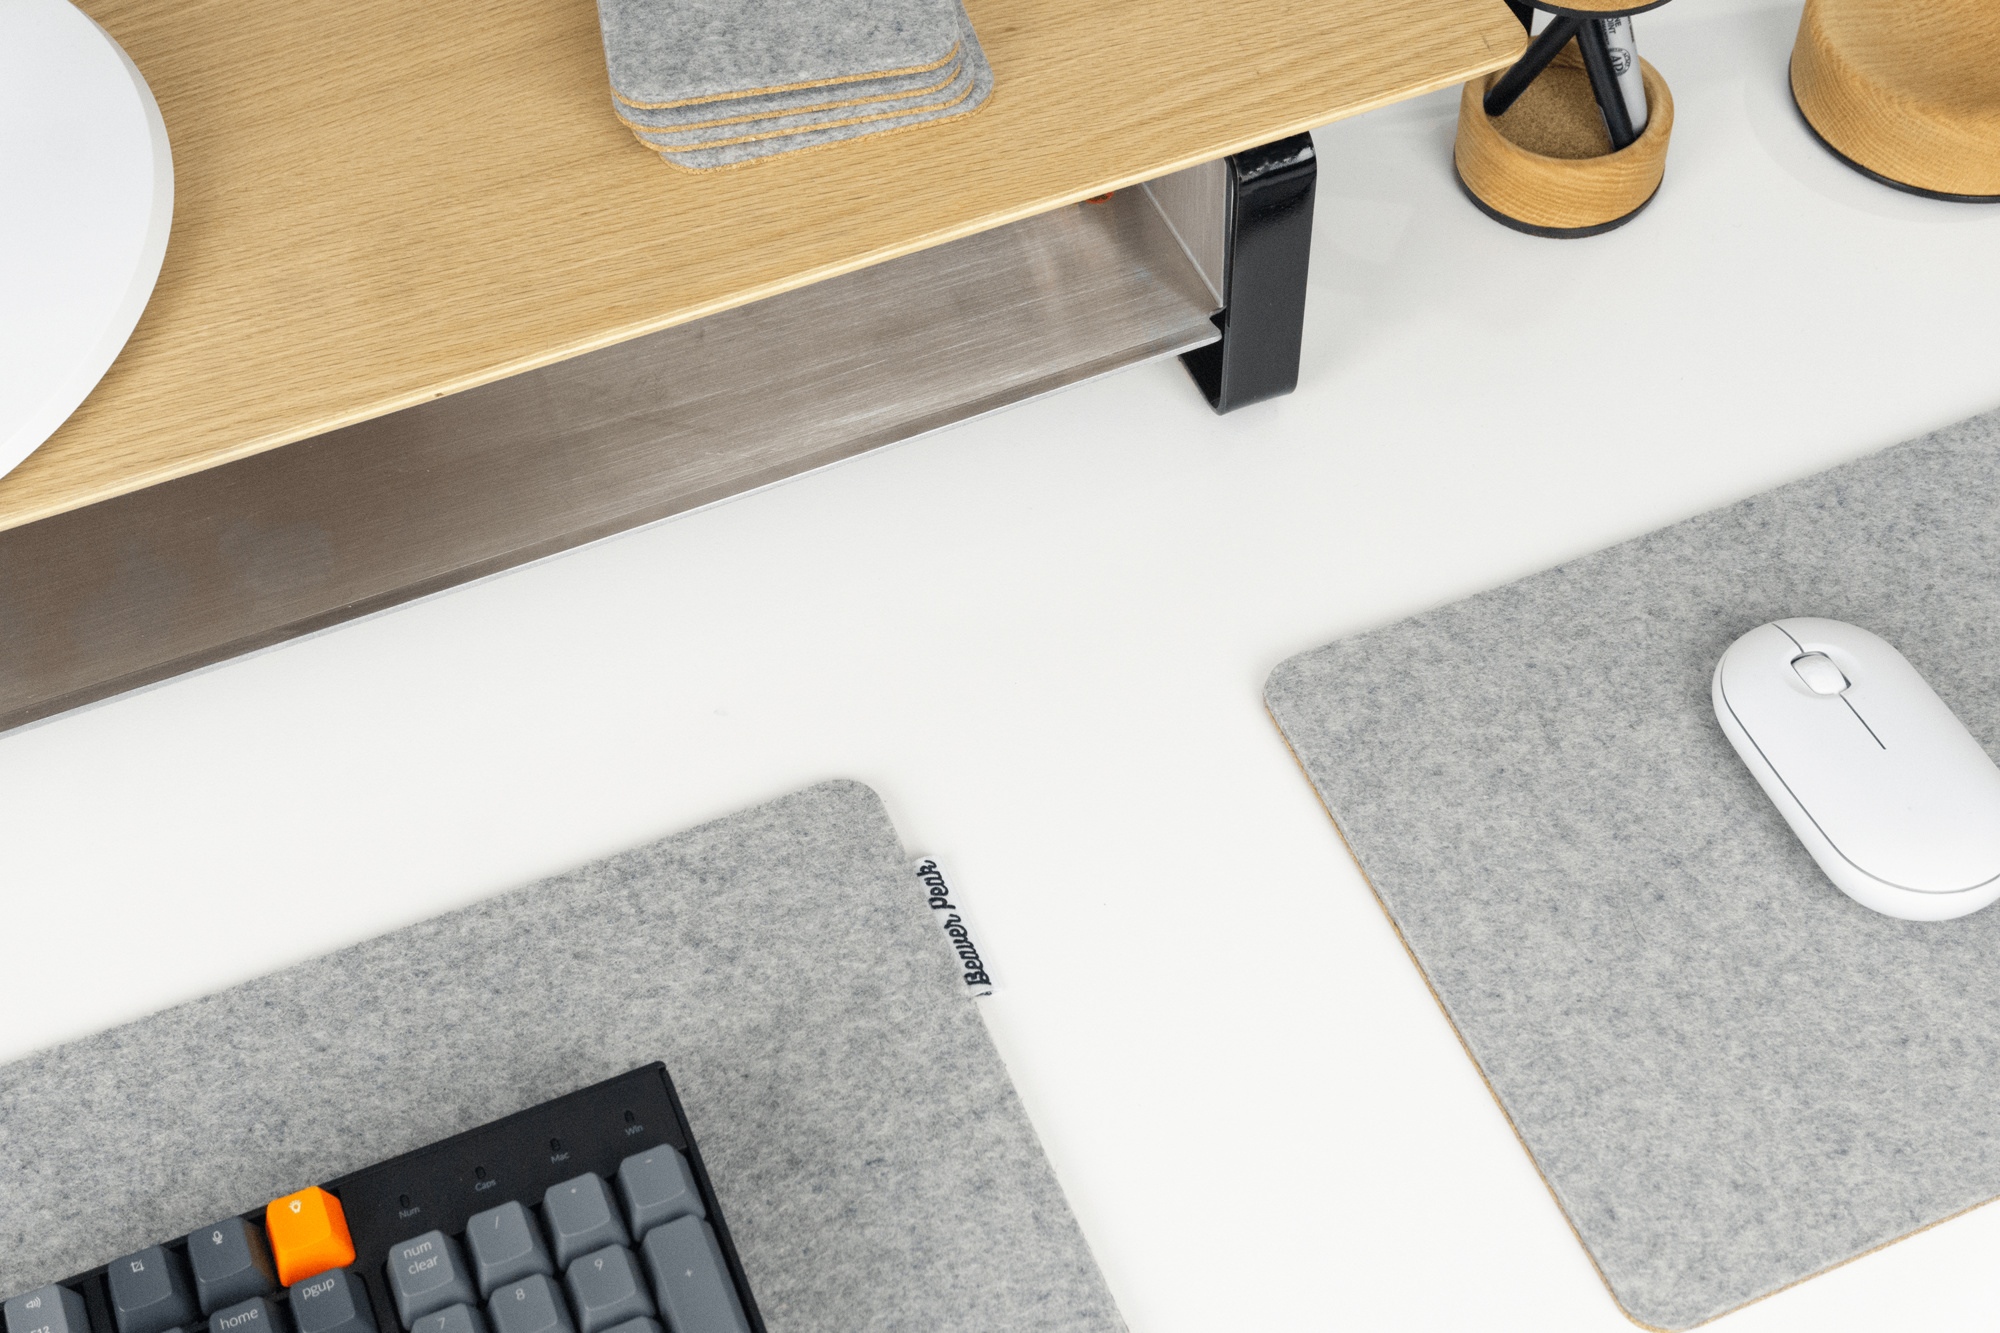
[0,0,1523,533]
[1455,52,1672,232]
[1792,0,2000,200]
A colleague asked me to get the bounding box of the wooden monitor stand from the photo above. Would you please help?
[0,0,1524,733]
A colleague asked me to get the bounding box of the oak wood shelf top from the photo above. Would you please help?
[3,0,1525,533]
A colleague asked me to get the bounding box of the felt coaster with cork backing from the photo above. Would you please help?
[596,0,961,109]
[633,58,976,152]
[615,45,965,132]
[658,41,992,172]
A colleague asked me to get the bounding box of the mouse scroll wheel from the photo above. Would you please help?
[1792,652,1850,695]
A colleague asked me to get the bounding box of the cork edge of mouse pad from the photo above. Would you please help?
[1260,405,2000,1330]
[0,779,1126,1333]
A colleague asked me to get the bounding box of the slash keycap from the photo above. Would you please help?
[411,1307,486,1333]
[187,1219,278,1315]
[562,1249,652,1333]
[208,1296,280,1333]
[465,1202,553,1297]
[108,1247,199,1333]
[640,1218,749,1333]
[385,1232,477,1327]
[5,1286,89,1333]
[485,1277,571,1333]
[615,1150,703,1236]
[542,1176,628,1270]
[289,1269,375,1333]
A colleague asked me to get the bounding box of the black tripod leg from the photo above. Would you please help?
[1576,19,1638,149]
[1503,0,1534,32]
[1483,14,1582,118]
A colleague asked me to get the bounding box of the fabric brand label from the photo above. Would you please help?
[915,858,995,998]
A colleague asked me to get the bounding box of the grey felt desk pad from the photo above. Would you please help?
[0,781,1123,1333]
[1266,406,2000,1330]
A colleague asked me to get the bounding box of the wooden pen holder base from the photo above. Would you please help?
[1454,46,1674,237]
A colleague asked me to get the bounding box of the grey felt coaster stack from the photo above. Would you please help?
[595,0,993,171]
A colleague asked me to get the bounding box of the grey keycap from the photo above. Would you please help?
[410,1306,486,1333]
[542,1175,629,1270]
[288,1268,376,1333]
[208,1296,280,1333]
[561,1249,652,1333]
[615,1150,703,1238]
[108,1246,199,1333]
[484,1277,571,1333]
[5,1285,89,1333]
[639,1219,749,1333]
[385,1231,478,1327]
[597,1322,658,1333]
[186,1218,278,1315]
[465,1202,554,1298]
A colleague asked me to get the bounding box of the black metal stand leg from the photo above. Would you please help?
[1179,133,1317,415]
[1484,14,1581,117]
[1502,0,1534,31]
[1576,19,1638,148]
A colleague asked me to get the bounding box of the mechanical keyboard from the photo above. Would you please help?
[3,1066,762,1333]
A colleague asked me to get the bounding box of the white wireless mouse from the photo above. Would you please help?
[1713,618,2000,920]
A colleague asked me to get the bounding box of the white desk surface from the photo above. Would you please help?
[5,1,1999,1328]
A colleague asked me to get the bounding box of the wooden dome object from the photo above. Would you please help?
[1792,0,2000,201]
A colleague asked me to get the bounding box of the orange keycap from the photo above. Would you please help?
[266,1186,355,1286]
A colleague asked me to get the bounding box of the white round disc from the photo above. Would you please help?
[0,0,173,483]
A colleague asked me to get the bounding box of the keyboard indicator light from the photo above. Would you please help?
[266,1187,356,1286]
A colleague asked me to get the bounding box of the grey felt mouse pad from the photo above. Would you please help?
[0,781,1124,1333]
[658,39,991,171]
[1265,406,2000,1330]
[597,0,960,107]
